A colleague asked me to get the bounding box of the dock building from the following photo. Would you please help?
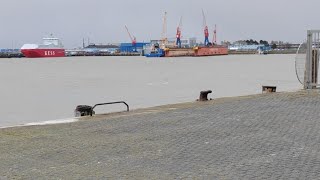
[150,37,197,48]
[228,44,271,51]
[120,42,149,53]
[84,44,119,54]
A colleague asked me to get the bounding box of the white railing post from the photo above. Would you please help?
[304,30,320,89]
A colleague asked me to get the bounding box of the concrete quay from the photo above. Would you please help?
[1,90,320,179]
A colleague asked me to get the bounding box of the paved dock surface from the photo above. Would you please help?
[1,90,320,179]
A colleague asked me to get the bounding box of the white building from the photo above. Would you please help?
[150,37,197,48]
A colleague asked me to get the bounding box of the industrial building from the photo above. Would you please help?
[150,37,197,48]
[167,37,197,48]
[84,44,119,54]
[120,42,149,53]
[0,49,20,53]
[228,44,271,51]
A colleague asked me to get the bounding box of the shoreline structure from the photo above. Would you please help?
[0,90,297,129]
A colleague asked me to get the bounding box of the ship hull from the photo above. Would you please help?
[194,46,228,56]
[164,48,194,57]
[21,49,65,58]
[164,46,228,57]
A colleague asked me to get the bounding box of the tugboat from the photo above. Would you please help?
[257,46,269,55]
[144,43,165,57]
[21,35,65,58]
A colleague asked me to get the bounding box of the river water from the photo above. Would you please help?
[0,54,301,127]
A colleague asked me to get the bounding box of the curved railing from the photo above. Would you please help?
[90,101,129,116]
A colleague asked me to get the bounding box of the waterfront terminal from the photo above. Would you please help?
[1,90,320,179]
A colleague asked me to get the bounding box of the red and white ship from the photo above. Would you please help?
[21,36,65,58]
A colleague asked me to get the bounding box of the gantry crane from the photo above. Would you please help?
[125,25,137,52]
[202,9,210,46]
[176,16,182,48]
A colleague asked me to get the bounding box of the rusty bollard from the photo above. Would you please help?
[74,105,95,117]
[262,86,277,93]
[197,90,213,101]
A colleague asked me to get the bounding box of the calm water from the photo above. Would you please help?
[0,55,300,127]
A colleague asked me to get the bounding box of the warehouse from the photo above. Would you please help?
[120,42,149,53]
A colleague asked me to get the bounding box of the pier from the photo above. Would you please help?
[1,90,320,179]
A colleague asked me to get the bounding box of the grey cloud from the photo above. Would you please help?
[0,0,318,48]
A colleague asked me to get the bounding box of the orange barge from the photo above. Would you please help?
[163,45,228,57]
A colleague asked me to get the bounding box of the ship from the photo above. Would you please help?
[163,45,228,57]
[144,43,165,57]
[21,35,65,58]
[144,44,228,57]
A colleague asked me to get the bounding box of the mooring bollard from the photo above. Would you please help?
[198,90,212,101]
[74,105,95,117]
[262,86,277,93]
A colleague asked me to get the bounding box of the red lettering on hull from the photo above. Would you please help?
[21,49,65,58]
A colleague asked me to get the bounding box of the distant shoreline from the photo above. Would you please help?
[0,50,297,58]
[228,49,297,55]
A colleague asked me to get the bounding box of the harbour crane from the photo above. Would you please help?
[202,9,210,46]
[213,24,217,44]
[176,16,182,48]
[125,25,137,52]
[161,12,168,48]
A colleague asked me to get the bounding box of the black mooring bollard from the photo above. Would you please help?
[198,90,212,101]
[262,86,277,93]
[74,105,95,117]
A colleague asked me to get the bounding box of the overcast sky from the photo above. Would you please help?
[0,0,319,48]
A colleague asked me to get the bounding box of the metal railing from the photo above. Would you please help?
[90,101,129,116]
